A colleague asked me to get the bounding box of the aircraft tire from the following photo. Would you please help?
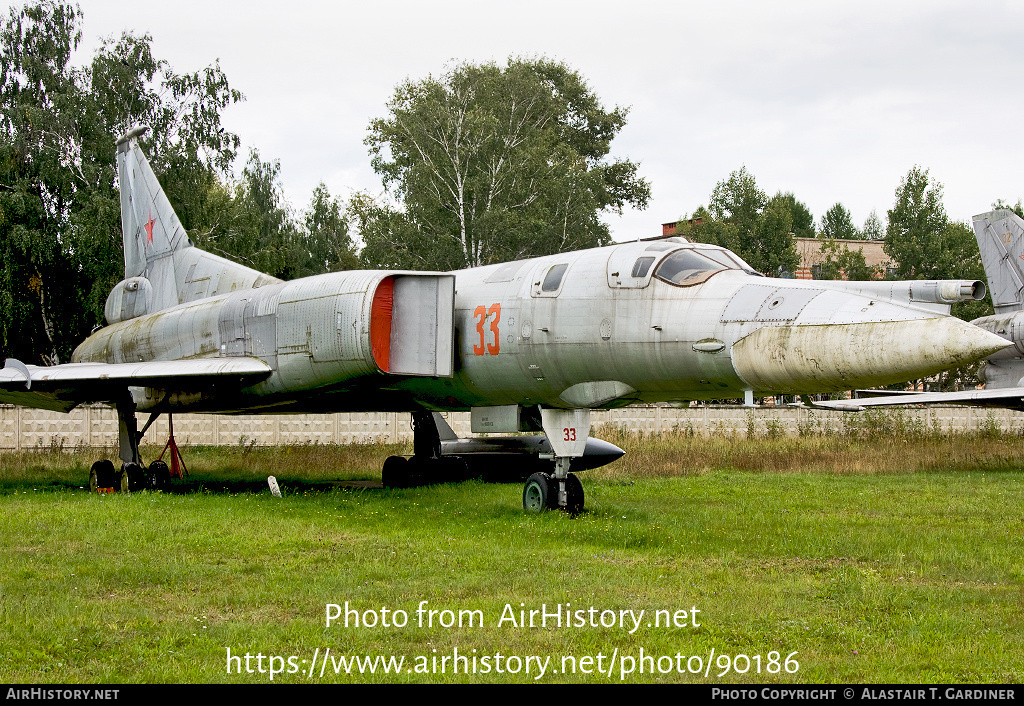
[563,473,585,515]
[90,460,114,490]
[441,456,470,481]
[116,467,130,493]
[122,463,146,492]
[523,472,556,512]
[148,460,170,490]
[382,456,409,488]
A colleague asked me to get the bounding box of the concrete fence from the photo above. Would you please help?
[3,403,1024,450]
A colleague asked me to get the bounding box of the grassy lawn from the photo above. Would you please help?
[1,411,1022,683]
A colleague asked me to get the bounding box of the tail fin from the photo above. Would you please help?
[973,209,1024,314]
[112,127,279,317]
[115,126,190,285]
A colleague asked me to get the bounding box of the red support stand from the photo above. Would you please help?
[157,414,188,479]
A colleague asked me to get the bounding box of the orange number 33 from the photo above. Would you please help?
[473,303,501,356]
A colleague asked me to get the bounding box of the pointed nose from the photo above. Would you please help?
[731,317,1010,393]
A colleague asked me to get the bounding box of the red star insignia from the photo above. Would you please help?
[144,211,156,244]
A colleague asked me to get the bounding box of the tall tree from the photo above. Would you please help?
[686,168,800,276]
[770,191,815,239]
[819,202,859,240]
[0,0,85,363]
[885,166,988,321]
[238,150,297,278]
[0,0,242,364]
[862,209,885,240]
[707,166,765,237]
[884,167,976,279]
[299,182,357,276]
[752,196,800,277]
[361,58,650,270]
[884,166,947,279]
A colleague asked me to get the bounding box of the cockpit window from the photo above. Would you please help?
[541,263,568,292]
[654,249,730,286]
[696,249,741,269]
[694,247,763,276]
[631,256,655,278]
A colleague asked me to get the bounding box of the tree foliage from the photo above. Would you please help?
[819,202,859,240]
[884,167,984,287]
[862,209,885,240]
[184,152,356,281]
[992,198,1023,218]
[360,57,650,270]
[0,1,356,365]
[814,238,879,281]
[681,167,801,276]
[0,0,242,363]
[771,191,815,239]
[300,183,357,276]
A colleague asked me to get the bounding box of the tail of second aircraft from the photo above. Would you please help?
[973,209,1024,314]
[107,127,279,324]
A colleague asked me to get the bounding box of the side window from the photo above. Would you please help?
[541,263,568,292]
[631,256,655,278]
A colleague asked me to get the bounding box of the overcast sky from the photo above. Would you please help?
[36,0,1024,241]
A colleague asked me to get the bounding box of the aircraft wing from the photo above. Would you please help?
[0,358,273,413]
[813,388,1024,412]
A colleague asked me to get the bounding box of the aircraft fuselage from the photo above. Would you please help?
[71,239,1003,417]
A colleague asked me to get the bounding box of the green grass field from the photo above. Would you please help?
[2,410,1023,683]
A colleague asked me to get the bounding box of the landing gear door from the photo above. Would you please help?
[388,274,456,377]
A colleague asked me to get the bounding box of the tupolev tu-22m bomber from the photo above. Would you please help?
[0,127,1012,512]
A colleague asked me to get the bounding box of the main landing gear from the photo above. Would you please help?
[380,408,592,514]
[88,458,163,493]
[381,411,469,489]
[88,403,186,493]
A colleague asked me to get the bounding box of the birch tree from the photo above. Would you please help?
[361,58,650,270]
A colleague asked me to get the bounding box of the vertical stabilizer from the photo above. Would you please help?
[116,126,189,310]
[973,209,1024,314]
[112,127,280,319]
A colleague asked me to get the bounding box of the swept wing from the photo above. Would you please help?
[0,358,272,413]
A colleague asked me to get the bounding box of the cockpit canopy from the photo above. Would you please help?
[654,246,758,286]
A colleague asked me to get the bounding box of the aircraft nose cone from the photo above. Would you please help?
[731,317,1011,394]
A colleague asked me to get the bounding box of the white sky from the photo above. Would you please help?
[29,0,1024,241]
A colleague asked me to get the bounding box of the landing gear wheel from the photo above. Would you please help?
[90,460,114,491]
[116,466,130,493]
[440,456,470,482]
[523,472,556,512]
[563,472,585,515]
[382,456,410,488]
[148,460,170,490]
[122,463,146,492]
